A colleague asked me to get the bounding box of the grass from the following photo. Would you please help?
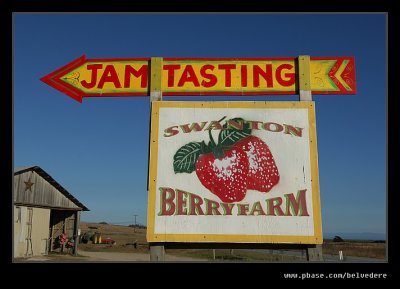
[78,222,386,261]
[79,222,148,253]
[168,249,303,262]
[322,240,386,259]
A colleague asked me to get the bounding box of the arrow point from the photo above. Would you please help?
[40,74,51,86]
[72,94,84,103]
[40,55,87,103]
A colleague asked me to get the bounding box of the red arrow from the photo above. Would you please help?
[41,55,150,103]
[314,56,356,94]
[40,55,88,103]
[337,57,356,93]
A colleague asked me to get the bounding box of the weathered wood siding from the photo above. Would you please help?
[14,171,80,210]
[14,206,50,258]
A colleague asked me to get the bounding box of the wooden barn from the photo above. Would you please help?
[13,166,89,258]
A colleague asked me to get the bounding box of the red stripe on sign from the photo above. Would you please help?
[163,91,296,96]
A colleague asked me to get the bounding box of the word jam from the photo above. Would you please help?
[81,64,147,89]
[158,187,309,217]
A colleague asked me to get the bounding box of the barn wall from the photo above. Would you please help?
[14,171,80,210]
[14,206,50,258]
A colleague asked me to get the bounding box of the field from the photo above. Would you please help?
[78,222,148,254]
[76,222,386,261]
[322,240,385,259]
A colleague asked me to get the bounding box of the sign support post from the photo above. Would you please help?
[150,57,163,102]
[298,55,312,101]
[299,55,323,261]
[149,57,165,261]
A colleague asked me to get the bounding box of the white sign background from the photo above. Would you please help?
[147,101,322,243]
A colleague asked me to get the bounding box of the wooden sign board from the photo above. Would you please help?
[147,101,322,244]
[41,56,356,102]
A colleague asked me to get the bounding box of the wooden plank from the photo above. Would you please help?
[298,55,312,101]
[150,57,163,101]
[148,57,164,260]
[42,55,356,102]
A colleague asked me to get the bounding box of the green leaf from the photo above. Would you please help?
[173,142,204,173]
[218,118,252,149]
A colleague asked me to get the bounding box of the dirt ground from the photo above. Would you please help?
[18,251,205,262]
[73,222,205,261]
[14,222,206,262]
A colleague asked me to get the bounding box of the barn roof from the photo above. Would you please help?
[14,166,89,211]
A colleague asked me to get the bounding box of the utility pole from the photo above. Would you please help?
[133,214,138,233]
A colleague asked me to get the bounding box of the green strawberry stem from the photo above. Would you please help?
[218,116,227,123]
[208,116,227,158]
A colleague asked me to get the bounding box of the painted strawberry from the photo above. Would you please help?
[195,147,249,203]
[173,116,279,203]
[234,135,279,193]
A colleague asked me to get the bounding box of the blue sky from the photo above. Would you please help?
[13,13,386,235]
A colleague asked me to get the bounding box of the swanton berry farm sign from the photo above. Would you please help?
[147,101,322,244]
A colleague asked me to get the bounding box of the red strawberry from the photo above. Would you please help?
[195,148,249,203]
[234,136,279,193]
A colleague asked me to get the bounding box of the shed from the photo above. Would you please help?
[13,166,89,258]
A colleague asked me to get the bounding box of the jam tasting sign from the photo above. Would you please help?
[41,56,356,102]
[147,101,322,244]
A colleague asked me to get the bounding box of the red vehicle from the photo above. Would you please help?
[101,237,116,245]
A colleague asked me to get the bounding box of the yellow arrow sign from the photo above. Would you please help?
[41,56,356,102]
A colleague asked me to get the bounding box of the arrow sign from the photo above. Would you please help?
[41,55,356,102]
[40,56,149,102]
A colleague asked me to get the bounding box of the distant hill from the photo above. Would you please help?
[324,232,386,241]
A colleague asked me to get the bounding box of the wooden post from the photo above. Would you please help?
[306,244,323,261]
[73,211,80,256]
[149,57,165,261]
[150,57,163,102]
[61,217,66,253]
[299,55,323,261]
[298,55,312,101]
[150,243,165,261]
[49,216,54,254]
